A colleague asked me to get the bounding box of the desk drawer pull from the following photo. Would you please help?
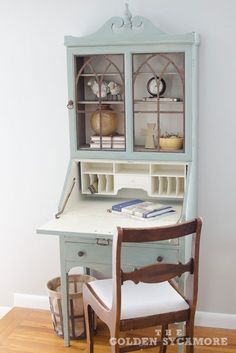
[96,238,110,246]
[78,251,85,257]
[157,256,164,262]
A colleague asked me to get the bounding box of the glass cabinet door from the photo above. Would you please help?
[75,54,125,151]
[132,53,185,153]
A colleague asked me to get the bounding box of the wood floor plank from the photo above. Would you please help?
[0,308,235,353]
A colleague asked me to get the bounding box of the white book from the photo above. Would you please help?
[90,135,125,142]
[122,201,173,218]
[111,209,175,221]
[90,143,125,149]
[110,200,175,220]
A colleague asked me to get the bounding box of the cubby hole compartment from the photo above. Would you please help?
[167,177,177,196]
[151,164,185,176]
[176,177,185,197]
[97,175,106,193]
[159,176,168,195]
[105,175,114,193]
[81,174,93,194]
[151,176,185,198]
[81,162,114,174]
[151,176,160,195]
[81,173,115,195]
[115,163,150,174]
[97,174,114,194]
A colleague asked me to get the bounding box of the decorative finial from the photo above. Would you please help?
[111,3,143,33]
[123,3,132,29]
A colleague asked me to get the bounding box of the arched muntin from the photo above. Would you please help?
[75,55,125,150]
[133,53,184,86]
[76,55,124,89]
[133,53,185,151]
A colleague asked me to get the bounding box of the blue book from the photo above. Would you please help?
[111,199,143,212]
[144,208,175,218]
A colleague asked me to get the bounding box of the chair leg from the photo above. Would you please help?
[186,321,194,353]
[160,324,168,353]
[84,303,94,353]
[109,328,120,353]
[111,344,120,353]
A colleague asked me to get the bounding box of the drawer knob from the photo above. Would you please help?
[157,256,163,262]
[78,251,85,257]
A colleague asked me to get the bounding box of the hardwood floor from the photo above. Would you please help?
[0,308,235,353]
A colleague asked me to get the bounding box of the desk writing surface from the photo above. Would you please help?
[37,198,182,238]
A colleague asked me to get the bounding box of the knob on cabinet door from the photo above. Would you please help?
[157,256,163,262]
[78,251,85,257]
[67,100,74,109]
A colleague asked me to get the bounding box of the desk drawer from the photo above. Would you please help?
[64,241,178,267]
[65,241,112,265]
[122,245,178,268]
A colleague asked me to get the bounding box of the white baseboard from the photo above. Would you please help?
[14,293,50,310]
[195,311,236,329]
[0,306,12,319]
[12,293,236,329]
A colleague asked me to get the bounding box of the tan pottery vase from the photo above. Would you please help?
[90,105,117,136]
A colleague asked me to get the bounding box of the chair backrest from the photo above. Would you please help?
[111,218,202,323]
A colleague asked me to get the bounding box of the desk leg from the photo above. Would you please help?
[84,267,90,275]
[177,322,184,353]
[60,237,70,347]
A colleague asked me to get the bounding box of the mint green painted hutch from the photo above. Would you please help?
[37,4,200,348]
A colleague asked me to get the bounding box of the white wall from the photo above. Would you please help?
[0,0,236,318]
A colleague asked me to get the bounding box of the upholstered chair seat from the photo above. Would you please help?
[90,279,189,320]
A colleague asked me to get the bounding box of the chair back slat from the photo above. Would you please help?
[119,219,197,243]
[121,259,193,284]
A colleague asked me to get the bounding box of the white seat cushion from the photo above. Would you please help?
[89,279,189,320]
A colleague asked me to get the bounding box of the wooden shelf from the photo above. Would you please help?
[134,100,183,104]
[79,73,123,77]
[78,144,125,151]
[77,110,124,113]
[134,146,184,153]
[78,100,124,105]
[134,110,184,114]
[133,71,184,76]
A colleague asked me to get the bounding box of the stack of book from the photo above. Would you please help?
[111,199,175,221]
[90,135,125,149]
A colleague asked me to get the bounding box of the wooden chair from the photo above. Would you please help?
[83,218,202,353]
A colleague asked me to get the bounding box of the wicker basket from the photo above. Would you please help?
[47,274,96,340]
[160,137,183,150]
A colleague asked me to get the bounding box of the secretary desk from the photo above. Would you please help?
[37,4,200,348]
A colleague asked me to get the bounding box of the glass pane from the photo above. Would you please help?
[132,53,185,153]
[75,54,125,151]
